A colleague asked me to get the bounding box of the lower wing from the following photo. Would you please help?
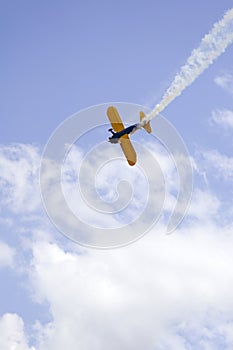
[120,135,137,166]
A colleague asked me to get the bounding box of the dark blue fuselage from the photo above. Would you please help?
[108,124,138,143]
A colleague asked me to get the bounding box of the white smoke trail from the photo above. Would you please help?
[145,8,233,122]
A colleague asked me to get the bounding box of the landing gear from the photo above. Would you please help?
[108,128,115,135]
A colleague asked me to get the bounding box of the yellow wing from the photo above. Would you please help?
[120,135,137,166]
[107,106,125,132]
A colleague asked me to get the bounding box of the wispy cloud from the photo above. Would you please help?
[0,144,41,214]
[210,109,233,129]
[214,72,233,95]
[0,242,15,269]
[200,149,233,181]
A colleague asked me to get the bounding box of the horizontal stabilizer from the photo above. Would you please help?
[140,111,152,133]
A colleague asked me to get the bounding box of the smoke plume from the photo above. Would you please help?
[145,8,233,121]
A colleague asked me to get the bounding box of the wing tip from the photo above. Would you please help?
[107,106,115,114]
[128,160,136,166]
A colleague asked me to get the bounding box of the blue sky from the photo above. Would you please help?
[1,1,233,349]
[1,0,232,144]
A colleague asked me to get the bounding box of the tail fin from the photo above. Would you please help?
[140,111,152,133]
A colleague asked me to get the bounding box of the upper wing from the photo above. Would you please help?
[120,135,137,166]
[107,106,125,132]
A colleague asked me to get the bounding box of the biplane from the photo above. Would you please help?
[107,106,152,166]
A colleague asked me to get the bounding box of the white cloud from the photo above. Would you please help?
[200,149,233,181]
[218,321,233,347]
[210,109,233,129]
[28,214,233,350]
[214,72,233,95]
[27,138,233,348]
[61,144,150,228]
[0,241,15,269]
[0,313,35,350]
[187,189,220,220]
[161,317,233,350]
[40,139,181,248]
[0,140,187,235]
[0,144,41,214]
[1,142,233,349]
